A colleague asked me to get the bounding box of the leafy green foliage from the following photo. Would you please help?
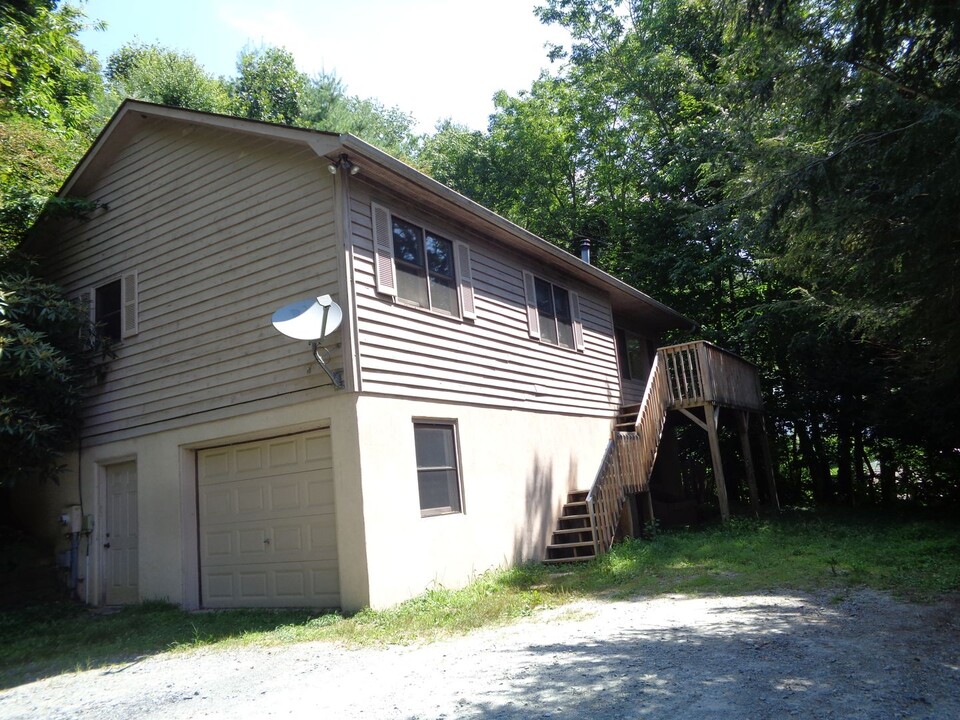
[429,0,960,505]
[0,113,87,250]
[299,71,421,161]
[0,264,111,484]
[230,46,306,125]
[0,2,108,486]
[105,42,229,113]
[714,0,960,500]
[0,1,102,133]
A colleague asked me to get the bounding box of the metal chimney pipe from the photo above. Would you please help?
[579,238,591,264]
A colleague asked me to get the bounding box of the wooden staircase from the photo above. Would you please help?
[544,491,596,563]
[614,403,641,431]
[539,340,774,565]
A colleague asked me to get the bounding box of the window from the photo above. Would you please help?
[95,279,122,341]
[371,203,476,320]
[414,421,463,516]
[616,328,652,381]
[522,271,584,351]
[393,217,459,315]
[83,272,138,342]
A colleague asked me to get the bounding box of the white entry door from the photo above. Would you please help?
[104,461,139,605]
[197,430,339,608]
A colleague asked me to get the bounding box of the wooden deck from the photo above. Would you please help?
[660,341,764,412]
[561,341,779,560]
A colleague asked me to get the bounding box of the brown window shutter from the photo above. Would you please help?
[455,241,476,320]
[371,203,397,296]
[522,270,539,339]
[121,272,138,338]
[570,291,585,352]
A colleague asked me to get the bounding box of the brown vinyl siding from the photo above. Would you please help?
[348,184,622,416]
[40,118,341,441]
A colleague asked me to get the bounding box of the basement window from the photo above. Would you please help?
[413,421,463,516]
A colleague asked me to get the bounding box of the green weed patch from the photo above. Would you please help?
[2,509,956,689]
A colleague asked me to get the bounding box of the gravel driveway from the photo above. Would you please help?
[2,590,958,719]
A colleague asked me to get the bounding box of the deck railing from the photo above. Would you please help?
[661,341,763,411]
[586,341,764,554]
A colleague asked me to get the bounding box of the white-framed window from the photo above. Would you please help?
[522,271,584,351]
[371,202,476,320]
[78,272,139,342]
[413,420,463,516]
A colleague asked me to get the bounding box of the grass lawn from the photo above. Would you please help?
[2,508,957,689]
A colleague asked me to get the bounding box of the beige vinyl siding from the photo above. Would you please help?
[622,379,649,406]
[349,185,622,416]
[41,118,341,441]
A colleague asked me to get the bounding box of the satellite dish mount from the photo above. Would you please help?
[271,294,344,389]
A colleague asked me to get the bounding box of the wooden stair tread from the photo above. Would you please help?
[547,540,596,550]
[543,555,595,564]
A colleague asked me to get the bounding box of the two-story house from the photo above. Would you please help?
[14,101,774,612]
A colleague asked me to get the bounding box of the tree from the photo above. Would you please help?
[1,1,102,248]
[0,0,102,133]
[105,42,229,113]
[0,1,107,485]
[0,265,110,485]
[437,0,960,504]
[299,72,422,162]
[230,46,305,125]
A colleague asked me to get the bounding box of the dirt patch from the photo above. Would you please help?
[1,590,957,719]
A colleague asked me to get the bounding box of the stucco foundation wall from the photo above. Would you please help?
[355,396,613,609]
[9,394,368,612]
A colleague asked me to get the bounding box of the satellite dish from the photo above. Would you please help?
[272,295,342,341]
[271,295,344,389]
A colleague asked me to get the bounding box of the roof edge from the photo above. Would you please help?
[59,99,342,198]
[48,101,695,332]
[338,134,697,332]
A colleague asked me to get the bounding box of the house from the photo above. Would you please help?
[13,101,775,612]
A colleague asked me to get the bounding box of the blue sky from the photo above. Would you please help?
[76,0,570,133]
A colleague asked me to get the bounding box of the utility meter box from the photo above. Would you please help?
[60,505,82,534]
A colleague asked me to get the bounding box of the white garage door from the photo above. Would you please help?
[197,429,338,608]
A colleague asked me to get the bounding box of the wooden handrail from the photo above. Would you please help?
[587,352,672,553]
[585,340,764,555]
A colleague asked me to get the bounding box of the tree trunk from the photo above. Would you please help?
[797,420,829,504]
[853,427,867,504]
[878,442,897,506]
[836,406,853,505]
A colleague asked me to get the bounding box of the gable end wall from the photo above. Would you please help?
[41,118,343,442]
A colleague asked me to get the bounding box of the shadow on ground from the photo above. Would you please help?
[411,594,959,720]
[0,601,327,690]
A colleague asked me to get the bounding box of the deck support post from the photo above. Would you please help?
[759,415,781,513]
[737,411,761,517]
[704,402,730,522]
[643,490,655,535]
